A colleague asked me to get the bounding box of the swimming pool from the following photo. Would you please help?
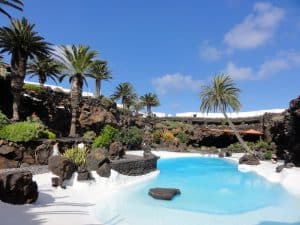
[95,157,300,225]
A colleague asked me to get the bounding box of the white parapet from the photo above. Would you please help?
[24,81,94,97]
[175,109,286,118]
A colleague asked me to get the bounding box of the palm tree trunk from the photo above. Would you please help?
[221,109,252,154]
[69,76,82,137]
[95,79,101,98]
[10,53,26,121]
[147,105,151,116]
[39,75,45,88]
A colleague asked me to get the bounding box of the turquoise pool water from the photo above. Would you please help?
[96,157,300,225]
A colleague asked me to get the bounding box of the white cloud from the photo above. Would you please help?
[152,73,203,95]
[224,2,284,49]
[224,51,300,80]
[200,42,222,62]
[225,62,253,80]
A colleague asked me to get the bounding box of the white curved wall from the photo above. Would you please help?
[176,109,285,118]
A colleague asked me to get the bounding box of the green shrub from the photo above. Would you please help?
[152,130,161,144]
[63,147,87,167]
[176,131,188,143]
[83,130,97,141]
[23,83,43,93]
[264,150,273,160]
[122,127,143,149]
[39,130,56,139]
[93,125,118,148]
[0,110,10,129]
[0,121,43,142]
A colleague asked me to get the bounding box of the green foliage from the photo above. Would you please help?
[164,121,193,130]
[23,83,43,93]
[0,121,43,142]
[39,130,56,139]
[152,130,161,144]
[63,147,87,167]
[99,96,116,109]
[0,110,10,129]
[176,131,188,143]
[264,150,273,160]
[83,130,96,141]
[118,127,142,149]
[93,125,118,148]
[229,140,271,151]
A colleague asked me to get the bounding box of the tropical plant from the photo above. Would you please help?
[0,0,23,19]
[58,45,97,136]
[63,146,87,167]
[199,74,251,153]
[111,82,137,110]
[27,57,62,87]
[89,60,112,98]
[0,110,10,129]
[93,124,118,149]
[39,129,56,139]
[176,131,188,144]
[152,130,162,144]
[116,127,143,149]
[140,92,160,116]
[0,17,51,121]
[131,99,144,114]
[83,130,96,141]
[23,83,43,93]
[0,121,44,142]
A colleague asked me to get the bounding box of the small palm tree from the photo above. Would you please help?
[27,57,62,87]
[58,45,97,137]
[0,17,51,120]
[199,74,251,153]
[111,82,136,110]
[89,60,112,98]
[0,0,23,19]
[140,93,160,116]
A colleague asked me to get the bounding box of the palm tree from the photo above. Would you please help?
[58,45,97,137]
[27,57,62,87]
[0,17,51,120]
[140,93,160,116]
[131,100,144,115]
[89,60,112,98]
[199,74,251,153]
[111,82,136,110]
[0,0,23,19]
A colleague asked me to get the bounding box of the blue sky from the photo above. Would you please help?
[1,0,300,114]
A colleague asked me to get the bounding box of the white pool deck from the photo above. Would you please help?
[0,151,299,225]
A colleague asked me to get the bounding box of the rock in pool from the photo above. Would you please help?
[149,187,181,200]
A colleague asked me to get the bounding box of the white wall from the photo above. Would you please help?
[175,109,285,118]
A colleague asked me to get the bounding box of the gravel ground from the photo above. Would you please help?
[0,165,49,175]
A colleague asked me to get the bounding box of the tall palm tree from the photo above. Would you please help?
[199,74,251,153]
[0,17,51,120]
[27,57,62,87]
[140,93,160,116]
[89,60,112,98]
[58,45,97,137]
[0,0,23,19]
[111,82,136,110]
